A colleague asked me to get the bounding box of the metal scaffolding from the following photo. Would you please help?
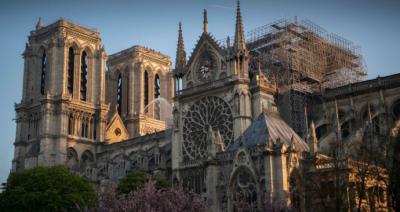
[247,18,367,137]
[246,18,366,91]
[219,17,368,137]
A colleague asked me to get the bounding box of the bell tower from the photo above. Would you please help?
[13,18,109,171]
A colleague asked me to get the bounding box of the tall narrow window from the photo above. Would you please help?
[154,74,161,98]
[81,122,85,137]
[40,51,47,95]
[117,74,122,115]
[154,74,161,119]
[93,119,97,140]
[80,51,88,101]
[144,71,149,107]
[67,47,74,95]
[68,114,74,135]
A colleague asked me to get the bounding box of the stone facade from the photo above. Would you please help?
[106,46,174,138]
[14,18,109,171]
[11,2,398,212]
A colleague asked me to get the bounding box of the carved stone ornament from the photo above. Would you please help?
[182,96,233,160]
[196,51,217,81]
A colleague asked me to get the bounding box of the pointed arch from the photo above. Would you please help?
[229,166,258,211]
[80,150,94,169]
[67,147,79,170]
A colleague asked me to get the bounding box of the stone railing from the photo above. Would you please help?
[179,159,204,168]
[176,77,233,97]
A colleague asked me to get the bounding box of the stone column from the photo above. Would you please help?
[264,153,274,200]
[272,150,289,203]
[206,161,220,212]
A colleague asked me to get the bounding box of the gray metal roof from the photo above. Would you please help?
[229,112,309,151]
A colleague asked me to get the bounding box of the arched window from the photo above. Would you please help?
[144,70,149,107]
[154,74,161,119]
[117,74,122,115]
[81,121,85,137]
[80,150,94,170]
[67,148,79,170]
[67,47,74,95]
[231,168,258,210]
[80,51,88,101]
[40,50,47,95]
[154,74,161,98]
[68,114,74,135]
[93,119,97,140]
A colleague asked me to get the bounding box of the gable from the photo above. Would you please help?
[184,33,228,86]
[187,33,224,69]
[105,112,129,144]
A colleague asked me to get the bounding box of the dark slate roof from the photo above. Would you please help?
[229,112,309,151]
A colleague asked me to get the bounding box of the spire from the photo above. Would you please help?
[226,36,231,48]
[175,22,186,76]
[234,0,246,51]
[203,9,208,33]
[310,121,318,155]
[36,17,43,30]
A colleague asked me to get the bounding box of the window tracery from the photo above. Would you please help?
[231,168,257,210]
[182,96,233,160]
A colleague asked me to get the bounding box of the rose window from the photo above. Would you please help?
[182,96,233,160]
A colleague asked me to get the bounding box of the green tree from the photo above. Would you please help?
[117,171,168,194]
[0,166,96,212]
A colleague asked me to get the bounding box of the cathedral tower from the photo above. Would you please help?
[13,18,109,171]
[106,46,173,138]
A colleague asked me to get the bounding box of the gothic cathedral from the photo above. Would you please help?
[12,1,399,211]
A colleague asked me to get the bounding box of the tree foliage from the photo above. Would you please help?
[117,171,168,194]
[98,181,207,212]
[0,166,96,212]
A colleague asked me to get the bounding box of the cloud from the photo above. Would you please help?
[209,4,235,10]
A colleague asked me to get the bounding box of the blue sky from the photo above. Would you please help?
[0,0,399,183]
